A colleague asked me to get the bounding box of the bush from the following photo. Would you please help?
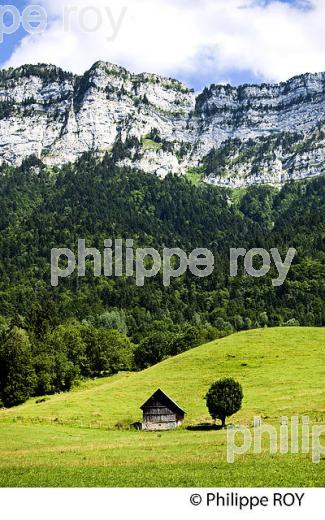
[205,377,243,428]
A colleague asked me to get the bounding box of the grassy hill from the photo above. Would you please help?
[0,327,324,487]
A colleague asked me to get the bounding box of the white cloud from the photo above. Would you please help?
[3,0,325,87]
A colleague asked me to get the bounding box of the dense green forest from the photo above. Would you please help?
[0,153,324,407]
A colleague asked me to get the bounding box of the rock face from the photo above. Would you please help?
[1,61,325,187]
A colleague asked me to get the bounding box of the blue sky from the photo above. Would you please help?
[0,0,323,90]
[0,0,29,63]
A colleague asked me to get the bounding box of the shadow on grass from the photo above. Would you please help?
[186,423,223,431]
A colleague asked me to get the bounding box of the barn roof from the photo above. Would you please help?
[140,389,186,416]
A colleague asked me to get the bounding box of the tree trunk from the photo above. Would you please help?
[221,417,226,429]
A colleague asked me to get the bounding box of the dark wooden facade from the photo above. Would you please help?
[141,389,185,431]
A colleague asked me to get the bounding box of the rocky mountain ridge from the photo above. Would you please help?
[1,61,325,187]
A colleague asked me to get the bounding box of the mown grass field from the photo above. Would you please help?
[0,327,324,487]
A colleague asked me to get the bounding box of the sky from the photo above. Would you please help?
[0,0,324,91]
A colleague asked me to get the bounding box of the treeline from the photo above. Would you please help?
[0,311,223,407]
[0,154,324,406]
[0,321,132,408]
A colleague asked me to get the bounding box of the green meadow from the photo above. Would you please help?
[0,327,324,487]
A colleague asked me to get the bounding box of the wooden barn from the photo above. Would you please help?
[140,389,185,431]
